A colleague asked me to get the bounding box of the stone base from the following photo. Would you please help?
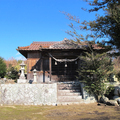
[17,79,27,84]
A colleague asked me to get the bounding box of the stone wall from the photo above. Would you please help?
[0,82,97,105]
[80,82,96,103]
[0,83,57,105]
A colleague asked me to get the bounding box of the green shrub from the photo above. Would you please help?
[6,67,19,80]
[0,57,6,78]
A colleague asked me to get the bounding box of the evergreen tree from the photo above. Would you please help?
[78,43,113,99]
[64,0,120,54]
[6,67,19,80]
[81,0,120,53]
[0,57,7,78]
[63,0,115,99]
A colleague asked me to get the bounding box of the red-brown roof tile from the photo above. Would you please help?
[92,44,103,49]
[49,38,83,49]
[17,38,102,51]
[17,41,57,51]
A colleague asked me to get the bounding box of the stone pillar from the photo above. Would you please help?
[33,69,37,83]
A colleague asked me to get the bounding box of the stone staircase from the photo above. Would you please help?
[57,82,84,105]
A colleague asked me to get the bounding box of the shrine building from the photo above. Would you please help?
[17,38,100,83]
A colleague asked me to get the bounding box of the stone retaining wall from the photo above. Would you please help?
[0,82,96,105]
[0,83,57,105]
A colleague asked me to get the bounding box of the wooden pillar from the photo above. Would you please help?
[49,57,52,81]
[40,53,42,70]
[41,59,43,71]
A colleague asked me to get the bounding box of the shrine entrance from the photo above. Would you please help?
[48,52,79,82]
[52,59,78,81]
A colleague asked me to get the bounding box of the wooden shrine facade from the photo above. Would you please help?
[17,38,88,82]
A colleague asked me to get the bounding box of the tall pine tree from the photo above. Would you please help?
[82,0,120,54]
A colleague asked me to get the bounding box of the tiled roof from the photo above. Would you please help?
[92,44,103,50]
[49,38,83,49]
[17,38,102,51]
[17,41,57,51]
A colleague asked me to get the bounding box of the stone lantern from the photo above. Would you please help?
[33,69,37,83]
[17,61,26,83]
[20,61,26,79]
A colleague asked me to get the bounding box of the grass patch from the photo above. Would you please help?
[0,103,120,120]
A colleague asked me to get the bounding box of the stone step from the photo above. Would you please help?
[58,96,82,99]
[58,89,81,93]
[58,86,80,90]
[58,84,80,87]
[58,92,81,96]
[57,81,80,84]
[57,82,82,103]
[57,96,82,102]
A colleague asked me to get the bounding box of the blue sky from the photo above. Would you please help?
[0,0,104,60]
